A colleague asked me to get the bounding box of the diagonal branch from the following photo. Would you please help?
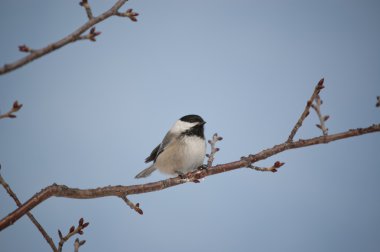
[0,171,57,252]
[1,123,379,231]
[0,0,137,75]
[287,78,325,142]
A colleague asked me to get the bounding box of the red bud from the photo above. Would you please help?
[136,208,143,215]
[58,229,63,240]
[274,161,284,168]
[317,78,324,86]
[69,226,75,233]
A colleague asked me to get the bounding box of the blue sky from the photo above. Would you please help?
[1,1,380,251]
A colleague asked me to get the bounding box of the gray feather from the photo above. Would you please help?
[135,165,156,178]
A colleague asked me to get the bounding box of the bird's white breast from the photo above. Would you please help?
[180,136,206,173]
[154,135,206,175]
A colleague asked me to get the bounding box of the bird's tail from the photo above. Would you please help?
[135,165,156,179]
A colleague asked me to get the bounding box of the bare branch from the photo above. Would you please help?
[0,170,57,252]
[1,123,379,230]
[0,0,138,75]
[121,196,143,215]
[115,8,139,22]
[241,158,285,173]
[287,78,325,142]
[78,27,102,42]
[74,238,86,252]
[0,101,23,120]
[311,94,329,136]
[206,133,223,167]
[57,218,89,252]
[79,0,94,20]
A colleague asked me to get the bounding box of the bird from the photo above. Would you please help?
[135,114,206,178]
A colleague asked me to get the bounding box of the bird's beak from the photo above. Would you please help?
[199,121,206,126]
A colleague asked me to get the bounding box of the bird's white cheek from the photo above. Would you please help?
[170,120,198,134]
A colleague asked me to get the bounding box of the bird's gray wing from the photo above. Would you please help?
[144,132,175,163]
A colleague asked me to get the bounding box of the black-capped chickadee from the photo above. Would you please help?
[135,114,206,178]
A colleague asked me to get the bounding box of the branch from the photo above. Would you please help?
[74,238,86,252]
[0,170,57,252]
[121,195,143,215]
[311,94,329,135]
[79,0,94,20]
[287,78,325,142]
[1,123,379,231]
[57,218,89,252]
[0,0,138,75]
[206,133,223,167]
[0,101,23,120]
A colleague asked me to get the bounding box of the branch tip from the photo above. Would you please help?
[287,79,327,142]
[243,158,285,173]
[0,100,23,120]
[58,217,90,251]
[206,133,223,167]
[18,44,31,53]
[121,196,143,215]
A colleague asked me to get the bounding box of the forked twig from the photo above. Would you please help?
[206,133,223,167]
[0,0,138,75]
[287,78,325,142]
[57,218,89,252]
[311,94,329,135]
[0,169,57,252]
[0,101,23,120]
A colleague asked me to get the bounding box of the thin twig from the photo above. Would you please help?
[1,123,379,230]
[287,78,325,142]
[74,238,86,252]
[0,0,138,75]
[241,158,285,173]
[311,94,329,136]
[0,170,57,252]
[121,196,143,215]
[0,101,23,120]
[79,0,94,20]
[206,133,223,167]
[376,96,380,107]
[115,8,139,21]
[57,218,89,252]
[78,27,101,42]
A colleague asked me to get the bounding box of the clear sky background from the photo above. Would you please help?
[1,1,380,251]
